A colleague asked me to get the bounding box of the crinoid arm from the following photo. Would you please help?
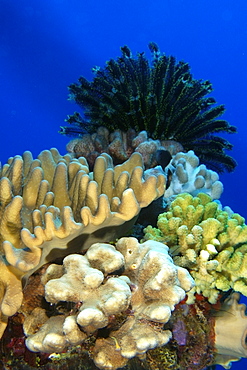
[60,43,237,173]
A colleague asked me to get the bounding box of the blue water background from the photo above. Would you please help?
[0,1,246,369]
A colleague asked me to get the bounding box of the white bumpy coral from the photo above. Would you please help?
[164,150,223,201]
[25,237,194,369]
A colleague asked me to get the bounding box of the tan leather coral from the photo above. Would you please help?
[0,148,165,338]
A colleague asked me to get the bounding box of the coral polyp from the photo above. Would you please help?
[60,42,237,173]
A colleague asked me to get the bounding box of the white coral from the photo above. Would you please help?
[115,237,194,320]
[25,237,194,370]
[45,249,131,332]
[164,150,223,201]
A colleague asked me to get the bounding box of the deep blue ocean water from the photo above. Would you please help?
[0,1,247,369]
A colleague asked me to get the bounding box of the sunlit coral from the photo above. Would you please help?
[24,237,194,370]
[164,150,223,202]
[0,148,165,338]
[144,192,247,303]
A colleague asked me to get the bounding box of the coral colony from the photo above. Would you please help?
[0,44,247,370]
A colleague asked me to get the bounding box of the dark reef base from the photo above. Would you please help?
[0,295,215,370]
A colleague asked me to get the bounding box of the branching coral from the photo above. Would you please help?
[60,42,237,173]
[24,237,194,370]
[144,192,247,304]
[0,148,165,338]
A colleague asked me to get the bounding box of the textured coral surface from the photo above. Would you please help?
[0,150,246,370]
[144,193,247,303]
[23,238,194,369]
[0,149,165,339]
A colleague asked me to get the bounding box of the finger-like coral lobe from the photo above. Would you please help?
[0,149,165,338]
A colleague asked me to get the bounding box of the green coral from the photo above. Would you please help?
[60,42,237,173]
[144,193,247,303]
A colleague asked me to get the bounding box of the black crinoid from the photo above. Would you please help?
[60,42,237,173]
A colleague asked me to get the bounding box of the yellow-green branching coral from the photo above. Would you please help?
[143,193,247,303]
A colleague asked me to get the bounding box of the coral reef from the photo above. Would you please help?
[1,223,247,369]
[60,42,237,173]
[144,192,247,303]
[1,40,247,370]
[24,237,194,369]
[0,149,165,339]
